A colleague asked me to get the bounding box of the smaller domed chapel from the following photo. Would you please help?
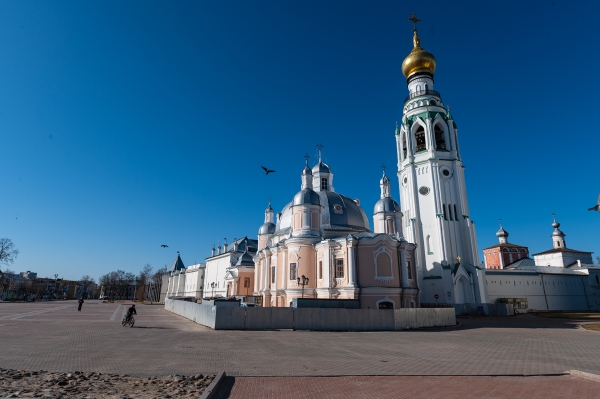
[253,152,420,309]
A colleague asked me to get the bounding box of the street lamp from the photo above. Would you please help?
[297,275,309,298]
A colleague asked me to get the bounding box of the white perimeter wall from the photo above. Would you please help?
[486,272,596,311]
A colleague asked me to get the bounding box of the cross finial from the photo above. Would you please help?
[316,142,324,163]
[456,255,461,263]
[268,196,272,205]
[381,164,387,172]
[499,218,503,228]
[303,153,310,164]
[408,13,421,32]
[552,212,556,222]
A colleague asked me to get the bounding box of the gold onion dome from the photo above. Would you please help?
[401,20,436,79]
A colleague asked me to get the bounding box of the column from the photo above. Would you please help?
[347,238,357,287]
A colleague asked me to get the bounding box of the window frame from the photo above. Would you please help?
[335,259,344,279]
[289,263,297,281]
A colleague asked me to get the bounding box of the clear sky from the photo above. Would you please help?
[1,0,598,281]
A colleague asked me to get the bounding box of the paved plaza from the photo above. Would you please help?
[1,301,600,378]
[1,301,600,398]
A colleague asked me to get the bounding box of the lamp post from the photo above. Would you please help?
[297,275,309,298]
[211,282,216,298]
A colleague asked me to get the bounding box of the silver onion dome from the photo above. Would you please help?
[496,227,509,238]
[312,161,331,174]
[373,197,400,214]
[293,189,321,206]
[259,222,276,235]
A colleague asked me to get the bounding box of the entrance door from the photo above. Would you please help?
[226,283,231,297]
[378,301,393,309]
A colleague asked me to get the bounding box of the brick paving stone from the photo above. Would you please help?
[1,301,600,377]
[214,375,600,399]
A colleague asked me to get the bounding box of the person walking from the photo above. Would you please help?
[78,297,84,311]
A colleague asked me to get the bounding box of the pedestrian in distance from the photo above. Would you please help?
[78,297,84,312]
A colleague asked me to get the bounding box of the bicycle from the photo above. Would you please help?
[121,315,135,327]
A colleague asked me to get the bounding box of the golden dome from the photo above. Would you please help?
[401,31,436,79]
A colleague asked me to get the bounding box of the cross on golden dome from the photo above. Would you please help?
[401,13,437,79]
[407,13,420,32]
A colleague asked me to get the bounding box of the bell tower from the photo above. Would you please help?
[395,14,484,305]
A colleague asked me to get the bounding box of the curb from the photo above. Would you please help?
[567,369,600,382]
[199,371,227,399]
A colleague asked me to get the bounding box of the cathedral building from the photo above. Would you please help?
[253,153,419,309]
[394,15,487,305]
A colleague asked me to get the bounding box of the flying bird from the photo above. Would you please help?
[261,166,276,175]
[161,244,169,248]
[588,193,600,212]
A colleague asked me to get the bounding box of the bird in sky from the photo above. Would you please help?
[588,194,600,212]
[161,244,169,248]
[261,166,276,175]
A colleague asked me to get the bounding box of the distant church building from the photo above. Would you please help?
[394,15,486,305]
[483,222,530,269]
[486,216,599,311]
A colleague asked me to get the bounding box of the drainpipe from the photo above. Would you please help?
[398,244,404,308]
[582,276,591,311]
[540,274,549,310]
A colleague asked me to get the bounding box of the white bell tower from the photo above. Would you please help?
[395,14,485,305]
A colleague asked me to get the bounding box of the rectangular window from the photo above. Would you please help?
[290,263,297,280]
[244,277,250,288]
[319,261,323,280]
[443,204,447,220]
[335,259,344,279]
[454,204,458,220]
[407,260,412,280]
[271,266,275,284]
[321,178,328,190]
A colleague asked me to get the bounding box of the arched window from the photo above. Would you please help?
[402,133,408,159]
[426,235,431,254]
[321,178,328,190]
[596,275,599,285]
[415,126,426,152]
[454,204,458,220]
[443,204,447,220]
[434,124,446,150]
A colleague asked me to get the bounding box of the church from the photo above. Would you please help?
[167,15,490,309]
[253,154,419,309]
[253,15,487,308]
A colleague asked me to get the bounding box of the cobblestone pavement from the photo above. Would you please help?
[1,301,600,378]
[215,375,600,399]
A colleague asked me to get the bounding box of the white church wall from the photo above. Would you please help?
[485,271,593,311]
[204,255,232,298]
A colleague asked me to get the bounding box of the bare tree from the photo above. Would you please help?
[80,275,96,298]
[136,264,153,301]
[0,238,19,267]
[0,268,16,300]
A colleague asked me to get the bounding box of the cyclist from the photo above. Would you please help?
[125,304,137,323]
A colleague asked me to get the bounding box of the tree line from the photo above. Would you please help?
[99,264,167,302]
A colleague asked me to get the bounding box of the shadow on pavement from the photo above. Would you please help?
[411,314,589,332]
[214,376,235,399]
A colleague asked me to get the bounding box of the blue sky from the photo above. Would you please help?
[1,1,598,281]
